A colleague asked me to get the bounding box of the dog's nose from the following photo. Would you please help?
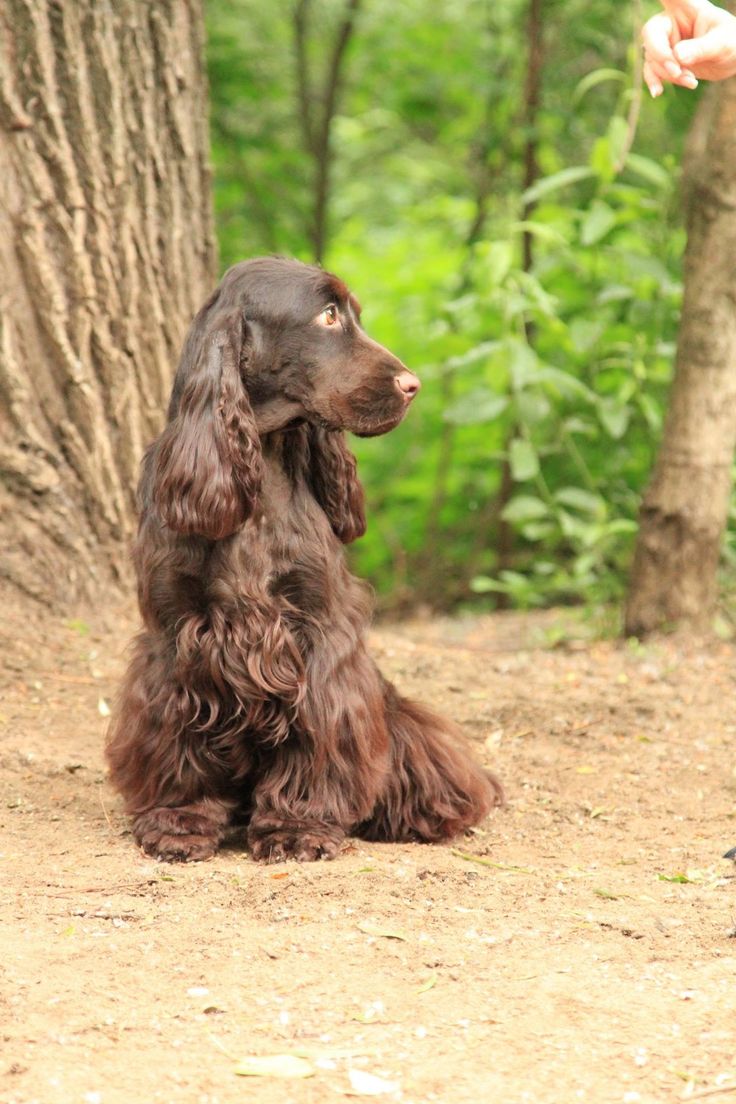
[395,370,421,400]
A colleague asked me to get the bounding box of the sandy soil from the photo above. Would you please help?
[3,598,736,1104]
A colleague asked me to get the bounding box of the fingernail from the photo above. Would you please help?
[677,43,694,64]
[647,80,663,98]
[665,60,682,78]
[681,71,698,89]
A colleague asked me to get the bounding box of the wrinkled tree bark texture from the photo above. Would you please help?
[625,79,736,637]
[0,0,216,607]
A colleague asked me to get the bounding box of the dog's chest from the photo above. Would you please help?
[257,462,342,614]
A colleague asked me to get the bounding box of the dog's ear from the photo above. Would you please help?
[307,426,366,544]
[152,308,262,540]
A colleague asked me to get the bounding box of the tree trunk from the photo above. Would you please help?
[624,78,736,636]
[0,0,216,609]
[293,0,361,263]
[493,0,544,599]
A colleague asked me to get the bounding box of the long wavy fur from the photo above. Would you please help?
[307,425,366,543]
[153,308,263,540]
[107,257,503,863]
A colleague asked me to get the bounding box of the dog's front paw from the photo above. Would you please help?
[133,806,224,862]
[247,820,345,863]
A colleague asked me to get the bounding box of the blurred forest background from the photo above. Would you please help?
[206,0,718,618]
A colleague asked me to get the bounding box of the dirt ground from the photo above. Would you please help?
[3,597,736,1104]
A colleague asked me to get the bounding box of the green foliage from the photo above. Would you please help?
[205,0,699,612]
[446,157,684,608]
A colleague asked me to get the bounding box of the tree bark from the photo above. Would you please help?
[0,0,216,609]
[624,78,736,636]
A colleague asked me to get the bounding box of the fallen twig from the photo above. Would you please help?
[451,849,535,874]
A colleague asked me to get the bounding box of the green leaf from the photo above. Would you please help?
[637,393,662,431]
[568,318,605,354]
[516,271,559,316]
[522,165,596,206]
[563,415,597,436]
[509,438,540,481]
[625,152,672,190]
[590,137,613,181]
[501,495,549,524]
[598,398,630,439]
[511,220,567,245]
[606,519,639,535]
[507,339,540,390]
[596,284,634,305]
[536,365,594,400]
[573,68,626,103]
[607,115,629,168]
[516,390,551,424]
[443,389,509,426]
[591,116,629,182]
[555,487,605,515]
[520,520,554,541]
[444,341,501,371]
[485,241,514,286]
[580,200,617,246]
[470,575,506,594]
[574,552,598,577]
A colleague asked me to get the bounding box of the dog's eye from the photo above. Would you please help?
[317,304,339,328]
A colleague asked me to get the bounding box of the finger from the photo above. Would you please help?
[643,54,683,85]
[643,59,664,97]
[643,55,698,94]
[642,13,686,79]
[671,68,699,88]
[641,12,681,65]
[643,52,680,85]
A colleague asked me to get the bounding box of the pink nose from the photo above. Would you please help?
[395,370,421,400]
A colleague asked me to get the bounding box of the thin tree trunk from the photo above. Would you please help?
[0,0,216,608]
[293,0,361,263]
[624,77,736,636]
[521,0,543,278]
[492,0,544,597]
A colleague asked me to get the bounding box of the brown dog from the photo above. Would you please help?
[107,257,502,862]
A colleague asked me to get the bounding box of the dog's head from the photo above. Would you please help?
[218,256,420,437]
[151,257,420,541]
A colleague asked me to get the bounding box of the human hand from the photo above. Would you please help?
[642,0,736,96]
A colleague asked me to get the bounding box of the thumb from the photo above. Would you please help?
[675,25,730,65]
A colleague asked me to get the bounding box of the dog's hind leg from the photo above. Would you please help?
[357,683,504,843]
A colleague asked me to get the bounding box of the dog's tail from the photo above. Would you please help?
[357,687,504,843]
